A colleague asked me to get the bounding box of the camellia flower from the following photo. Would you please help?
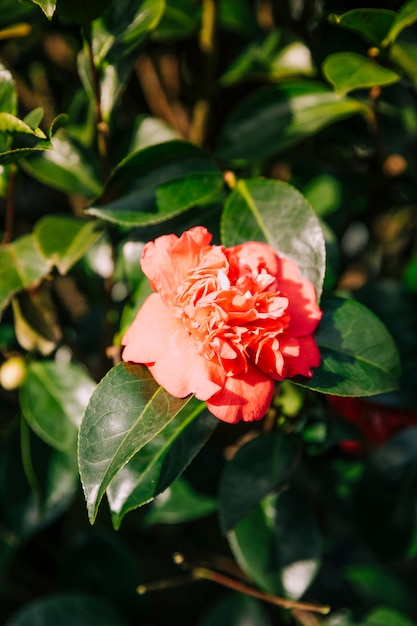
[122,226,322,423]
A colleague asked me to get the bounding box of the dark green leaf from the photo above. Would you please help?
[28,0,56,19]
[106,399,217,528]
[0,63,17,116]
[296,296,401,396]
[221,178,326,298]
[218,0,258,39]
[34,216,102,274]
[328,10,395,46]
[4,593,127,626]
[229,489,321,598]
[94,0,165,64]
[355,428,417,560]
[20,361,96,452]
[152,0,200,40]
[144,476,217,525]
[219,432,300,533]
[216,81,368,164]
[21,129,102,198]
[0,234,51,317]
[198,592,273,626]
[78,362,191,523]
[86,141,223,226]
[322,53,400,96]
[362,607,415,626]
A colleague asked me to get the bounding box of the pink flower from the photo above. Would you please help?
[122,227,322,424]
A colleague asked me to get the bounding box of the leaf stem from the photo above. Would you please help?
[2,162,17,244]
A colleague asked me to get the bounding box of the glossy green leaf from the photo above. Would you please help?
[78,362,191,523]
[0,234,51,317]
[144,476,217,526]
[106,399,217,528]
[296,296,401,396]
[198,592,273,626]
[221,178,326,298]
[220,29,315,86]
[355,428,417,560]
[383,0,417,46]
[94,0,166,64]
[20,361,96,453]
[216,81,368,164]
[21,129,102,198]
[28,0,56,19]
[126,115,178,154]
[219,432,300,533]
[34,216,102,275]
[323,52,400,96]
[86,141,223,226]
[328,10,395,46]
[4,593,127,626]
[229,490,321,599]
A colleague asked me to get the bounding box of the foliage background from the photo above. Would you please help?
[1,0,417,624]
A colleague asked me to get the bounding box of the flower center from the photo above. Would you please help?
[172,247,291,377]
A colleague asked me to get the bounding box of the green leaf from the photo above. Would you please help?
[355,428,417,560]
[220,29,315,86]
[322,52,400,96]
[221,178,326,298]
[152,0,200,41]
[0,234,51,317]
[78,362,191,523]
[86,141,223,227]
[0,112,45,139]
[328,10,395,46]
[198,592,273,626]
[296,296,401,396]
[0,63,17,116]
[12,284,62,355]
[144,476,217,525]
[229,490,321,599]
[0,423,78,539]
[94,0,166,64]
[34,216,102,274]
[219,432,300,533]
[20,361,96,453]
[4,593,127,626]
[21,129,102,198]
[361,607,415,626]
[218,0,258,39]
[390,41,417,92]
[28,0,56,19]
[216,81,368,164]
[106,399,217,528]
[344,565,417,615]
[383,0,417,46]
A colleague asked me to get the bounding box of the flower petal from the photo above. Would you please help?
[276,257,322,336]
[141,226,213,306]
[122,293,223,400]
[206,364,275,424]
